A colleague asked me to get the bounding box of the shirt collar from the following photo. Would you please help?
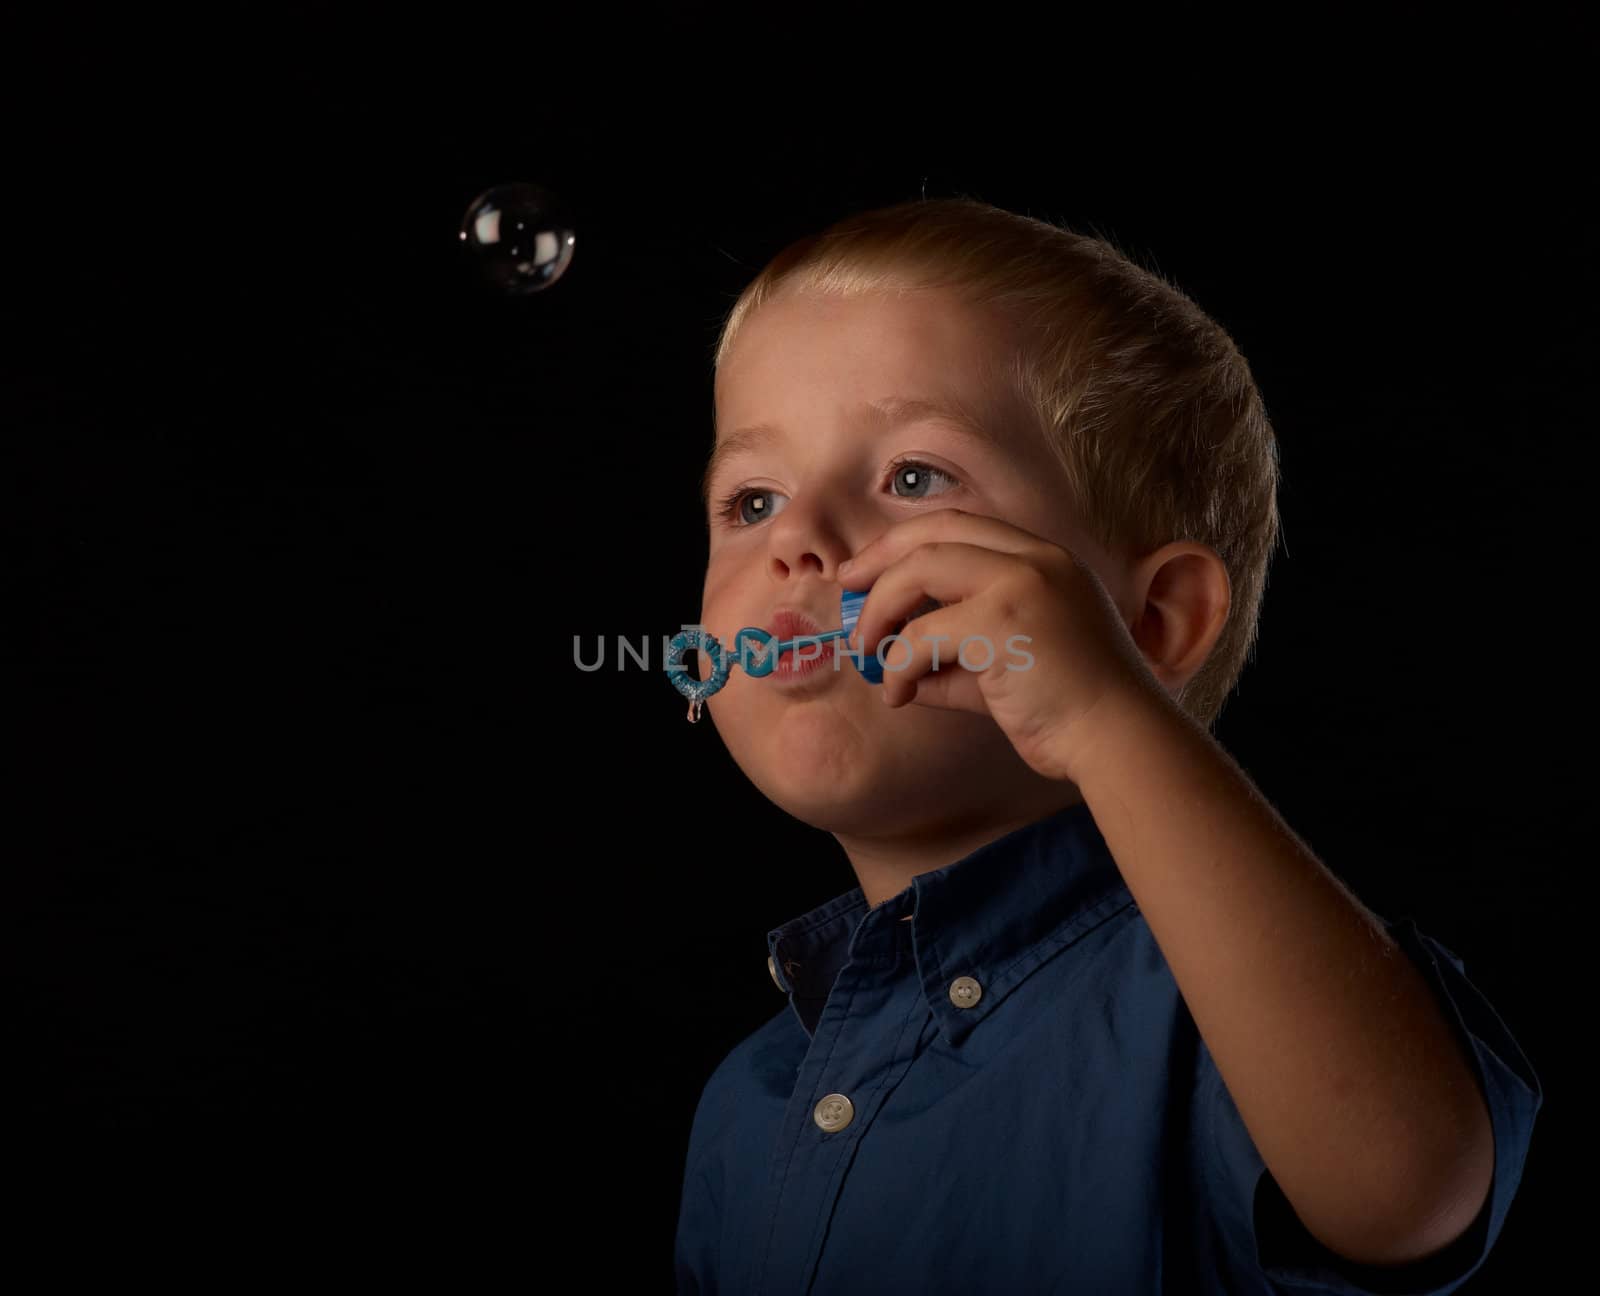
[765,799,1135,1047]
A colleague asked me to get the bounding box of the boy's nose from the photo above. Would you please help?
[761,494,858,583]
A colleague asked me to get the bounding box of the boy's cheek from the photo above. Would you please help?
[700,563,737,614]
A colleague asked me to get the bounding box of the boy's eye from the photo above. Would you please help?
[729,491,788,526]
[891,462,957,499]
[715,459,959,528]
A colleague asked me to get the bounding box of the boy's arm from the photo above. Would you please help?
[1065,682,1496,1269]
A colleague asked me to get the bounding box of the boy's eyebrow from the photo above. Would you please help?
[700,394,1001,513]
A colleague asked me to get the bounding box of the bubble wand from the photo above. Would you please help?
[665,588,944,721]
[666,588,889,722]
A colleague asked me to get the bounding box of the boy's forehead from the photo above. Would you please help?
[715,288,1022,438]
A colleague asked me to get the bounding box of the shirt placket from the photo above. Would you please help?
[749,909,924,1296]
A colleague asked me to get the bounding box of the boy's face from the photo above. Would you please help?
[701,286,1134,838]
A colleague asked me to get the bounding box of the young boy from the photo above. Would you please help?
[673,199,1541,1294]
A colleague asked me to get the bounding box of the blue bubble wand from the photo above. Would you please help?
[668,588,940,723]
[666,588,886,722]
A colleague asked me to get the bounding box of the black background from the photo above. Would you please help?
[7,8,1586,1289]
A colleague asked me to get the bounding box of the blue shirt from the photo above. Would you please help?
[674,799,1542,1294]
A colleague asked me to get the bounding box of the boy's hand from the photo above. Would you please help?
[837,508,1161,784]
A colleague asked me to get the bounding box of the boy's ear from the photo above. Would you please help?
[1125,543,1231,694]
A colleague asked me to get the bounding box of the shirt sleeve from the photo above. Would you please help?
[1199,913,1544,1294]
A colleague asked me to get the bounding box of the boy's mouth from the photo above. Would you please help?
[763,607,840,682]
[757,596,943,682]
[764,606,828,645]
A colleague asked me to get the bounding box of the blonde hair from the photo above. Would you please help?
[709,197,1282,731]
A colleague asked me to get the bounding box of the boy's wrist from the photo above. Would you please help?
[1054,676,1183,793]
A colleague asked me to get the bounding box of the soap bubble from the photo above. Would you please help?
[457,183,576,295]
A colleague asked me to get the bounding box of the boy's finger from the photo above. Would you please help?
[849,542,1004,656]
[839,508,1037,584]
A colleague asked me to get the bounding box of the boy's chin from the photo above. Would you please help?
[751,732,1014,835]
[745,732,871,815]
[718,692,1019,826]
[760,766,972,839]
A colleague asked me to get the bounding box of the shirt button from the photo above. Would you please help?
[768,955,783,990]
[949,975,983,1009]
[813,1093,855,1133]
